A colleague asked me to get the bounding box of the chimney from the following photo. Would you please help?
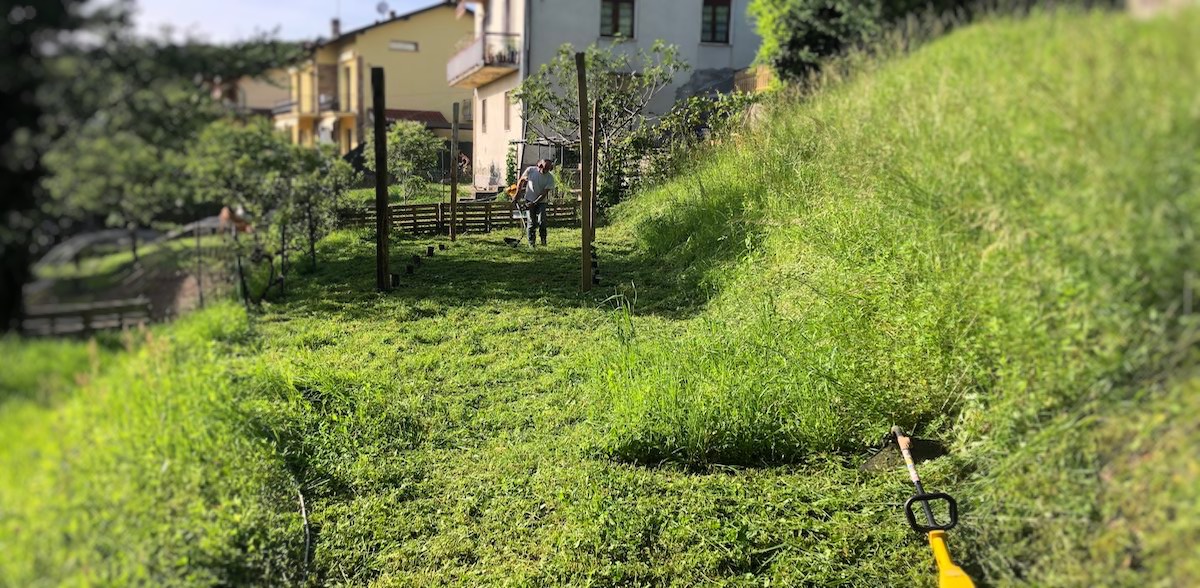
[389,10,397,18]
[331,18,341,37]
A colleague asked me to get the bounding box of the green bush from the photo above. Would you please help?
[749,0,1019,80]
[750,0,885,80]
[632,92,760,190]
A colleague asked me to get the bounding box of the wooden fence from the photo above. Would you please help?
[20,297,152,337]
[339,200,580,235]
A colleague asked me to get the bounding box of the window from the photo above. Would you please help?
[702,0,731,44]
[481,98,487,133]
[388,40,418,52]
[503,92,511,131]
[600,0,634,38]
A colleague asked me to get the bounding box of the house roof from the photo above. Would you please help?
[386,109,451,128]
[318,1,466,48]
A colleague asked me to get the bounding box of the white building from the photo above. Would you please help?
[448,0,761,193]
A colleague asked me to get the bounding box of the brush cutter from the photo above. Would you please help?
[887,426,975,588]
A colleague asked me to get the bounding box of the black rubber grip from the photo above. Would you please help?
[904,492,958,533]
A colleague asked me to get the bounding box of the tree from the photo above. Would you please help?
[361,120,443,202]
[43,129,184,262]
[2,1,304,330]
[188,117,293,304]
[0,0,118,331]
[749,0,990,81]
[630,91,760,189]
[513,40,688,206]
[291,145,355,271]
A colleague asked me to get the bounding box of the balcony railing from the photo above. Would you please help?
[447,33,521,88]
[272,99,296,115]
[318,94,339,113]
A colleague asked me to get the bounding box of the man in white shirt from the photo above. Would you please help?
[517,159,556,247]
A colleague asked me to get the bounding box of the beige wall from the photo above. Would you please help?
[237,69,289,111]
[473,72,522,188]
[356,8,474,123]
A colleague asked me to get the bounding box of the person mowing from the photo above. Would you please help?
[516,159,556,247]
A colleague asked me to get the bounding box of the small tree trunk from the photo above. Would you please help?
[129,226,139,264]
[279,222,287,297]
[232,226,250,309]
[306,200,317,271]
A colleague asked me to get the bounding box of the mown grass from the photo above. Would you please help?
[0,7,1196,588]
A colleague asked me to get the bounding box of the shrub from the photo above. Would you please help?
[750,0,999,80]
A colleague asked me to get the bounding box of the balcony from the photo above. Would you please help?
[447,33,521,89]
[318,95,340,113]
[272,99,296,116]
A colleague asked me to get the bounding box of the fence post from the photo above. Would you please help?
[196,223,204,308]
[591,99,599,237]
[450,102,460,241]
[372,67,390,291]
[576,52,593,292]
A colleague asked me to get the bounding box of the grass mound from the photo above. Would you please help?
[596,8,1199,466]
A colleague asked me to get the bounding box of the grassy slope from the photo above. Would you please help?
[1,8,1197,587]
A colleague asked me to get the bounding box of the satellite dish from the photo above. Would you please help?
[376,2,388,17]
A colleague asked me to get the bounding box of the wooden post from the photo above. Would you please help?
[590,100,599,251]
[450,102,460,241]
[195,224,204,308]
[576,52,593,292]
[372,67,390,291]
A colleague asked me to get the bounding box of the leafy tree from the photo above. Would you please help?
[0,0,303,330]
[189,118,293,222]
[513,41,689,207]
[278,143,356,279]
[749,0,1001,81]
[188,117,293,304]
[362,120,443,202]
[42,129,186,262]
[1,0,121,331]
[631,91,761,188]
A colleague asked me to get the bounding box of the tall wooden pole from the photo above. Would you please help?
[450,102,459,241]
[590,100,599,248]
[576,52,593,292]
[195,225,204,308]
[372,67,390,291]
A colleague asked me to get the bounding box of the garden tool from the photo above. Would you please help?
[890,426,975,588]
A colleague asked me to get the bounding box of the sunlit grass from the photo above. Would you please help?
[0,7,1196,587]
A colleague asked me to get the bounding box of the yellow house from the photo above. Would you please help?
[274,1,474,154]
[211,69,290,116]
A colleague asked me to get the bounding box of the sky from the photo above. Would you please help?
[132,0,449,43]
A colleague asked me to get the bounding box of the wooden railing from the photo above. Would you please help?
[20,297,152,337]
[339,201,580,235]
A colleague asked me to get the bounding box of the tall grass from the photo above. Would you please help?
[595,8,1200,465]
[0,304,305,586]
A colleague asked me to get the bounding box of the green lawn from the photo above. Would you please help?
[1,8,1197,587]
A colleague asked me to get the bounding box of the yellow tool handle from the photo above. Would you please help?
[929,530,975,588]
